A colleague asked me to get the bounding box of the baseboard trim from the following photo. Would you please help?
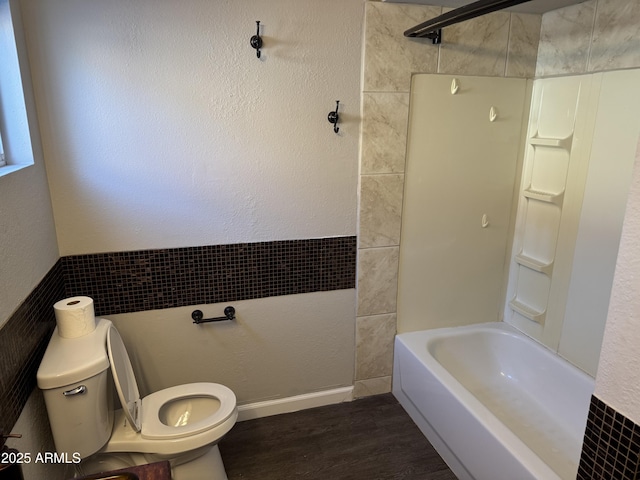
[237,386,354,422]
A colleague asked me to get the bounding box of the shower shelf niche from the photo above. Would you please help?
[508,298,546,324]
[505,75,593,344]
[522,188,564,205]
[515,253,554,275]
[528,134,573,150]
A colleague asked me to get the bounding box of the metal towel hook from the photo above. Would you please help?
[250,21,263,58]
[328,100,340,134]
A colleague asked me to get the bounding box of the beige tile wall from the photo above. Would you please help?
[537,0,640,76]
[355,1,541,398]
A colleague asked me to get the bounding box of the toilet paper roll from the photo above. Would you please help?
[54,296,96,339]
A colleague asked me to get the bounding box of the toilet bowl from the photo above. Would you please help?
[37,318,237,480]
[142,383,236,439]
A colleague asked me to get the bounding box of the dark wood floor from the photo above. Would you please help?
[219,393,457,480]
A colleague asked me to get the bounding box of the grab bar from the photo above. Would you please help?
[191,306,236,324]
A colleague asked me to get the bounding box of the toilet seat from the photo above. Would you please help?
[106,324,236,442]
[141,383,236,440]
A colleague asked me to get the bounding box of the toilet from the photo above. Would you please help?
[37,318,238,480]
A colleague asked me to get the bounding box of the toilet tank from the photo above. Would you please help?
[37,318,114,459]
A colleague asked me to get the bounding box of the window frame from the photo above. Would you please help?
[0,0,35,176]
[0,129,6,167]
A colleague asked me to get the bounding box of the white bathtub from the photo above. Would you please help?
[392,322,594,480]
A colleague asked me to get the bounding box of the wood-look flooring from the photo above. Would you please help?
[219,393,457,480]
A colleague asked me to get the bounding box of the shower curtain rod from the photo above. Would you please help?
[404,0,533,43]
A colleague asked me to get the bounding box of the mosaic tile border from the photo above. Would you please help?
[61,237,357,316]
[578,395,640,479]
[0,260,65,439]
[1,237,356,439]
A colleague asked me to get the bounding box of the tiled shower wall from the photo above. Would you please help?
[0,237,355,438]
[535,0,640,77]
[355,1,541,397]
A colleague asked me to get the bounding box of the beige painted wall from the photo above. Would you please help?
[0,0,58,327]
[18,0,364,406]
[108,291,355,404]
[0,1,61,477]
[22,0,362,256]
[595,139,640,423]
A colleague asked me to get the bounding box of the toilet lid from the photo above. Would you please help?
[107,325,142,433]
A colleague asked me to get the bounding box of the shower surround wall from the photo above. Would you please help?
[358,0,640,477]
[533,1,640,478]
[356,1,541,397]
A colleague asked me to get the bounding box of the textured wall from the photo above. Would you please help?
[22,0,362,256]
[16,0,363,407]
[108,290,356,404]
[0,1,60,476]
[0,0,58,327]
[595,139,640,422]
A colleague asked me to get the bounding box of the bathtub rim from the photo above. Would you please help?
[393,321,595,480]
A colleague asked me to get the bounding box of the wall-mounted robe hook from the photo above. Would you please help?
[328,100,340,134]
[451,78,459,95]
[489,106,498,122]
[250,21,262,58]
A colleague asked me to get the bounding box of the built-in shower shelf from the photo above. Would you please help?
[523,187,564,206]
[528,134,573,150]
[509,299,546,324]
[515,253,553,275]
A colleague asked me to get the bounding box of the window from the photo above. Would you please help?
[0,0,35,176]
